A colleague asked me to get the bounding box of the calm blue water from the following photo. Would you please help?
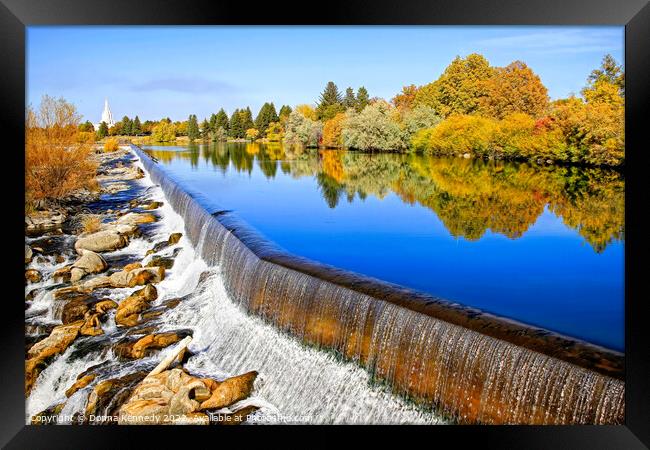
[143,143,625,351]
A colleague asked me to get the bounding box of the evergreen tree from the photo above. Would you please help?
[356,86,369,112]
[241,107,254,131]
[97,121,109,139]
[209,113,218,133]
[132,116,142,135]
[343,87,356,109]
[187,114,200,141]
[215,108,229,132]
[121,116,132,135]
[229,109,243,138]
[255,102,279,137]
[200,118,211,139]
[279,105,292,120]
[316,81,344,120]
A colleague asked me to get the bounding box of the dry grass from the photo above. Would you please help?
[103,137,120,152]
[25,95,98,205]
[80,214,102,233]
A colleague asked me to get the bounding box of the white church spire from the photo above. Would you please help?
[100,98,115,127]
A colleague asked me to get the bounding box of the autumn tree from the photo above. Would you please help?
[479,61,549,119]
[246,128,260,141]
[266,121,284,142]
[322,112,347,148]
[151,121,176,142]
[392,85,418,111]
[415,53,494,117]
[586,54,624,96]
[26,95,98,204]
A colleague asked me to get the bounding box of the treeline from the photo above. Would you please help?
[277,53,623,166]
[90,53,624,167]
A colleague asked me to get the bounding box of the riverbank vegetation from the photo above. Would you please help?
[55,53,624,168]
[25,95,98,209]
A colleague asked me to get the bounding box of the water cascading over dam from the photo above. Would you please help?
[132,144,625,425]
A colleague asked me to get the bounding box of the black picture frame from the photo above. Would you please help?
[3,0,648,447]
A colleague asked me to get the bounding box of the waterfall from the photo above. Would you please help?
[132,145,624,425]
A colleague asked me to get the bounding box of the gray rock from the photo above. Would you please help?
[75,230,129,254]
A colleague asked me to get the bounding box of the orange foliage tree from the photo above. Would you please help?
[479,61,549,119]
[322,112,347,148]
[25,95,98,206]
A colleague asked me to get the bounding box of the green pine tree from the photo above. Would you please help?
[187,114,200,141]
[200,118,210,139]
[97,121,109,139]
[255,102,279,137]
[356,86,369,112]
[229,109,243,138]
[316,81,344,120]
[132,116,142,135]
[279,105,292,120]
[216,108,230,132]
[343,87,356,109]
[121,116,132,135]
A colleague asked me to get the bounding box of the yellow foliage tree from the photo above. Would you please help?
[245,128,260,141]
[295,104,317,120]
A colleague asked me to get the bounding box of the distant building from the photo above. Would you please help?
[94,98,115,130]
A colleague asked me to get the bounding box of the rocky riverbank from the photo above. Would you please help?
[25,146,260,425]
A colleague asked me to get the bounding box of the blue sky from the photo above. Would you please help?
[27,26,623,123]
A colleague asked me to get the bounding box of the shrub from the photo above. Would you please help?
[284,109,322,148]
[341,101,407,151]
[399,105,441,142]
[25,95,98,204]
[81,214,102,233]
[412,114,497,157]
[103,137,119,152]
[76,131,96,144]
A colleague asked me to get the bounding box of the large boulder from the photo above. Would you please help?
[65,373,96,398]
[70,249,108,282]
[25,210,67,236]
[25,321,84,395]
[25,269,42,283]
[25,245,33,264]
[199,371,258,410]
[85,371,148,420]
[109,267,165,288]
[117,368,258,425]
[75,230,129,254]
[113,331,190,360]
[115,285,158,327]
[116,212,157,226]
